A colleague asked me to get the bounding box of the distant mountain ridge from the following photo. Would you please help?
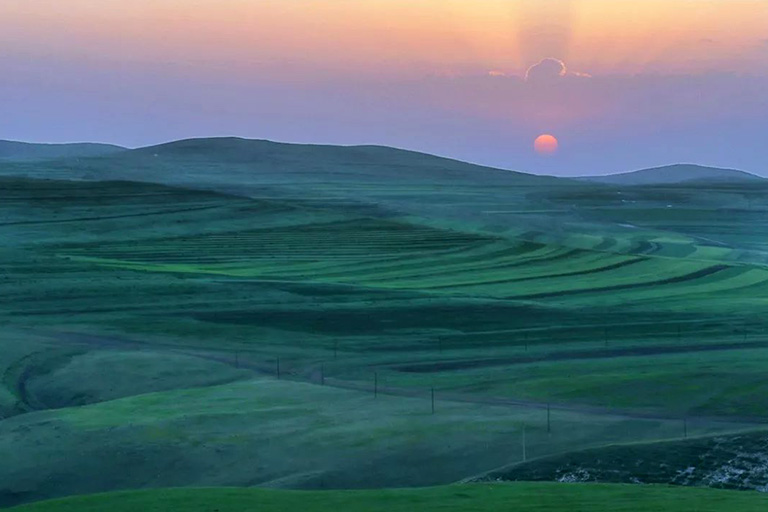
[127,137,549,183]
[579,164,764,185]
[0,140,126,161]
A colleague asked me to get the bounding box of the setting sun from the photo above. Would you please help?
[534,134,559,155]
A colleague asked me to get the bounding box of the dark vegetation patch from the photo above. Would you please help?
[483,430,768,492]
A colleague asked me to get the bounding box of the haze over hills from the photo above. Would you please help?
[580,164,765,186]
[2,136,767,259]
[0,140,126,162]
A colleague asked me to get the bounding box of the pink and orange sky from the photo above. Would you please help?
[2,1,768,175]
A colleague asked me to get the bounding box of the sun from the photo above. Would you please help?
[534,134,559,155]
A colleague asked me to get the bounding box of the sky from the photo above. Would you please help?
[1,0,768,176]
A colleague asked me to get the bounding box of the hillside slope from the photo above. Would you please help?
[581,164,764,186]
[0,140,125,161]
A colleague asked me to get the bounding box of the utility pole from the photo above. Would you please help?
[431,388,435,414]
[374,372,378,398]
[276,357,281,379]
[547,404,551,434]
[522,425,527,462]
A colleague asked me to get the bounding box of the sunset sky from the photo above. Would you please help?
[2,1,767,175]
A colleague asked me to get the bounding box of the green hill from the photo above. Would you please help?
[127,137,554,183]
[4,147,768,505]
[580,164,764,186]
[3,176,768,505]
[9,484,768,512]
[0,140,125,162]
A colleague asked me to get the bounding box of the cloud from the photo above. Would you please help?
[487,70,507,77]
[525,58,567,82]
[523,58,591,82]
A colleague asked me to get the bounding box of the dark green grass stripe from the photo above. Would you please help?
[506,256,648,283]
[0,204,234,227]
[350,244,555,282]
[423,248,592,289]
[508,264,731,300]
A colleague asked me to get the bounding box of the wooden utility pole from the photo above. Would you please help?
[547,404,551,434]
[431,388,435,414]
[522,425,527,462]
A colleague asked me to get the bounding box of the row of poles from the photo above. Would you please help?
[236,355,693,446]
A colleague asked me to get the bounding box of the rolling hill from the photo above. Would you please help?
[0,140,126,162]
[3,141,768,507]
[2,175,768,506]
[581,164,764,186]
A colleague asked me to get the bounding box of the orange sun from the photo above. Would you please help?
[534,134,559,155]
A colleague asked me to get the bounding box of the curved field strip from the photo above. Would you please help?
[329,243,570,284]
[402,250,633,290]
[56,213,750,311]
[394,257,706,297]
[258,240,513,277]
[507,264,729,300]
[617,267,768,310]
[0,203,237,227]
[62,219,497,268]
[509,257,648,283]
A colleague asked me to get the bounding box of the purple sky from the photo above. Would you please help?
[2,1,767,176]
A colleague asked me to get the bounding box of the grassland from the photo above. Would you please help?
[2,139,768,506]
[10,484,768,512]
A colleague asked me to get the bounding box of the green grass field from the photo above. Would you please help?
[2,140,768,506]
[10,484,768,512]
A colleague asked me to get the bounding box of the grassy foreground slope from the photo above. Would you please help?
[10,484,768,512]
[483,430,768,491]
